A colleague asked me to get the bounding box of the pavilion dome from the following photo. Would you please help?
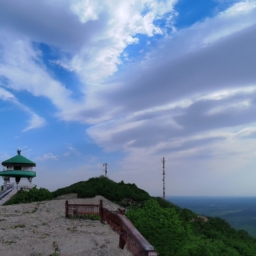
[1,149,36,167]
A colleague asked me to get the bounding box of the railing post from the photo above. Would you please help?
[118,208,125,215]
[99,199,103,220]
[65,200,69,218]
[119,230,126,249]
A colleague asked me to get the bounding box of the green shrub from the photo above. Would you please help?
[126,199,256,256]
[52,177,150,206]
[4,187,52,205]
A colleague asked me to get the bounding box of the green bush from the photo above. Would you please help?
[126,199,256,256]
[52,176,150,206]
[126,199,191,255]
[4,187,52,205]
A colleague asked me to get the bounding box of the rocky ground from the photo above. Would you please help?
[0,196,132,256]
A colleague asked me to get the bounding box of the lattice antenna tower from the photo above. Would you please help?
[103,163,108,177]
[162,157,166,200]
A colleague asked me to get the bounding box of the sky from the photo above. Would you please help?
[0,0,256,197]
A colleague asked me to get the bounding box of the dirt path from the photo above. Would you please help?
[0,196,132,256]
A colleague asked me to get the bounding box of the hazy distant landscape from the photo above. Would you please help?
[168,196,256,237]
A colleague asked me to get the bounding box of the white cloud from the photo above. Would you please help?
[0,30,81,125]
[202,0,256,45]
[62,145,82,157]
[235,126,256,138]
[0,87,17,102]
[65,0,177,84]
[206,100,251,115]
[37,153,58,161]
[111,124,256,196]
[221,0,256,17]
[0,86,45,132]
[1,0,255,127]
[1,0,256,196]
[0,0,178,125]
[70,0,102,23]
[1,0,253,148]
[87,79,256,152]
[0,33,74,106]
[22,112,46,132]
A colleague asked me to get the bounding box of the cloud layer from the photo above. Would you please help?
[0,0,256,196]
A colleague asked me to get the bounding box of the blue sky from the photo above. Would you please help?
[1,0,256,196]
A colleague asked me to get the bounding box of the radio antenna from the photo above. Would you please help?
[103,163,108,177]
[162,157,166,200]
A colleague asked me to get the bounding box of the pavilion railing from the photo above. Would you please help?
[0,183,15,200]
[65,200,158,256]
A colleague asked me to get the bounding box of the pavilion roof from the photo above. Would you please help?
[1,150,36,167]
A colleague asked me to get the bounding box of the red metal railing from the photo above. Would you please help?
[65,201,99,217]
[65,200,158,256]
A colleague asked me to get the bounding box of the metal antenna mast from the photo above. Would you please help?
[103,163,107,177]
[162,157,166,200]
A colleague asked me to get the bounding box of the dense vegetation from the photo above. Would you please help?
[4,177,256,255]
[126,198,256,256]
[52,176,150,206]
[168,196,256,237]
[52,177,256,255]
[3,186,52,205]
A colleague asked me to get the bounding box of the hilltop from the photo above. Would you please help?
[0,196,132,256]
[3,176,256,256]
[52,177,151,207]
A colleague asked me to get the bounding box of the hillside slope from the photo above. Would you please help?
[5,177,256,256]
[51,177,256,256]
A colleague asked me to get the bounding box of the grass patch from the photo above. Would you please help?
[70,214,101,220]
[40,233,50,239]
[31,207,38,213]
[30,253,43,256]
[5,240,15,245]
[49,241,60,256]
[67,226,77,232]
[11,224,25,229]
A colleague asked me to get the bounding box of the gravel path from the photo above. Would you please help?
[0,196,132,256]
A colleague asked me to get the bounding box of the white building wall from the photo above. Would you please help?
[22,167,32,170]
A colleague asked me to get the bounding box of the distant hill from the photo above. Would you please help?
[168,196,256,238]
[222,208,256,237]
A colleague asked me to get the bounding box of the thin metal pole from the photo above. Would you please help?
[103,163,107,177]
[162,157,166,200]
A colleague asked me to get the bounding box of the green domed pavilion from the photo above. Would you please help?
[0,149,36,190]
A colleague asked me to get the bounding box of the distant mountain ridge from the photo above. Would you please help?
[168,196,256,238]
